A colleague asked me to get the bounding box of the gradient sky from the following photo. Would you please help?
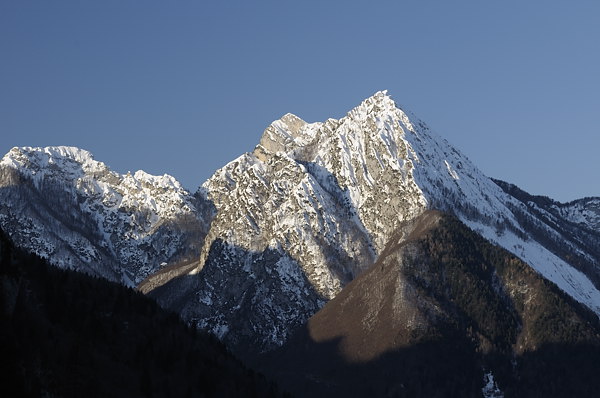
[1,1,598,202]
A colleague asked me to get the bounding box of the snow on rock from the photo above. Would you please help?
[0,146,212,286]
[557,197,600,231]
[482,371,504,398]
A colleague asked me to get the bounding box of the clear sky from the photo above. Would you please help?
[1,1,598,202]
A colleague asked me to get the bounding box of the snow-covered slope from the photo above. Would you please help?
[558,198,600,231]
[492,179,600,290]
[0,146,213,286]
[151,91,600,354]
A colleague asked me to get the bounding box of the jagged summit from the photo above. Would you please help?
[7,145,96,161]
[254,112,312,162]
[254,90,400,163]
[1,146,185,192]
[349,89,397,114]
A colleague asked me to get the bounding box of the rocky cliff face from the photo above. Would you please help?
[0,146,212,286]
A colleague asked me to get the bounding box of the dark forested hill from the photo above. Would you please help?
[258,211,600,397]
[0,228,280,398]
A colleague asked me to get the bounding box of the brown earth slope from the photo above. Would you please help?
[259,211,600,397]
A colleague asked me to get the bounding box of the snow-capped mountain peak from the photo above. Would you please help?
[156,91,600,354]
[348,89,397,116]
[1,146,106,180]
[0,145,211,286]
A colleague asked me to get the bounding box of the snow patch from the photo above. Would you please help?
[482,371,504,398]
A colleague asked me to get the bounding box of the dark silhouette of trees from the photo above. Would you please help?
[0,228,282,397]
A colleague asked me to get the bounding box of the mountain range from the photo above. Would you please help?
[2,91,599,396]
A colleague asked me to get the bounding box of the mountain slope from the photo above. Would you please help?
[258,211,600,397]
[149,91,600,355]
[0,227,280,397]
[493,180,600,234]
[0,146,213,286]
[491,180,600,295]
[560,197,600,231]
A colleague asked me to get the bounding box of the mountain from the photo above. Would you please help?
[147,91,600,355]
[493,179,600,232]
[0,227,281,397]
[2,91,599,361]
[493,179,600,282]
[0,146,214,286]
[560,197,600,231]
[257,211,600,397]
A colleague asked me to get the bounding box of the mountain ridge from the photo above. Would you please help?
[0,145,213,286]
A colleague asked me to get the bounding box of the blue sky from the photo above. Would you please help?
[1,1,598,202]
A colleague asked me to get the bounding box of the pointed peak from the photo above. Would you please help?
[372,89,390,98]
[253,113,309,161]
[365,90,396,107]
[280,112,303,121]
[346,90,399,121]
[273,113,307,134]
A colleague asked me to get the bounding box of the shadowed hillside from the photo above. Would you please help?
[258,211,600,397]
[0,228,281,398]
